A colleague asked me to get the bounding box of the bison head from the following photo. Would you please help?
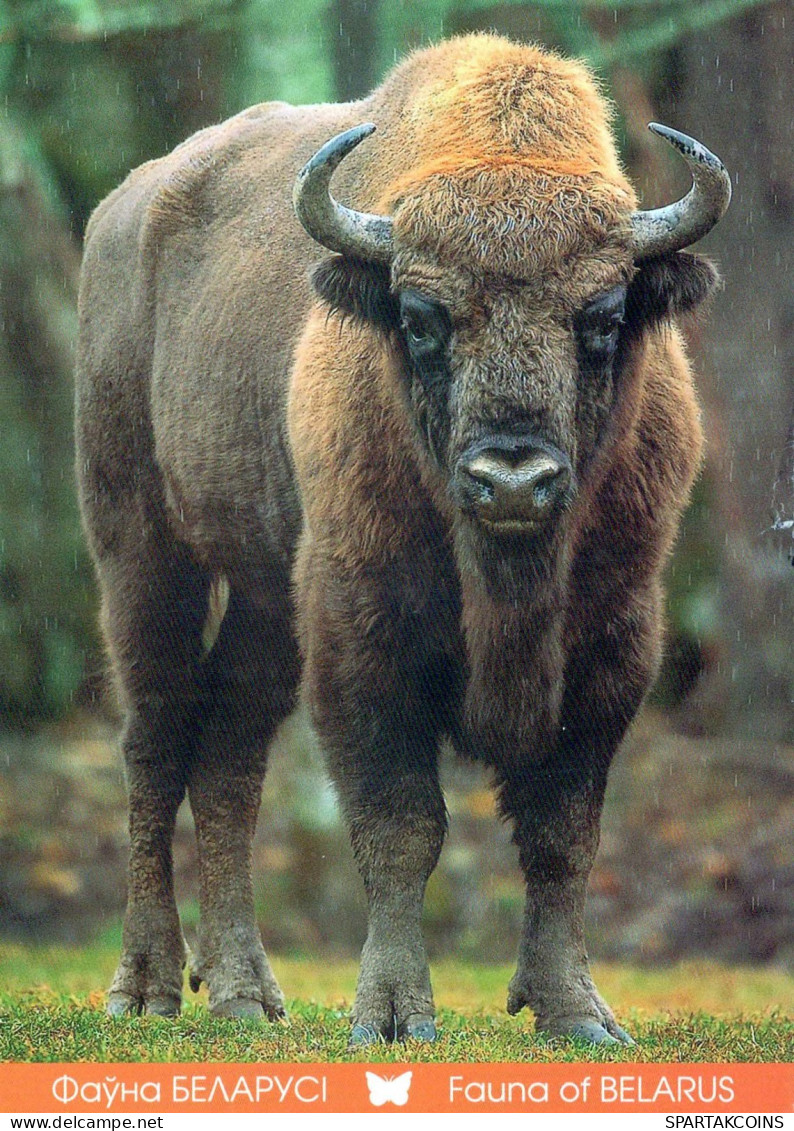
[293,115,729,576]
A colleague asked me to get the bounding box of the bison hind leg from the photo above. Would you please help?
[186,584,299,1020]
[99,534,211,1018]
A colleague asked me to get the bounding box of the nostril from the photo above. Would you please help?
[463,461,497,500]
[531,463,570,510]
[457,448,572,527]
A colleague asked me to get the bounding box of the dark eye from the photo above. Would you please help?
[576,285,627,360]
[399,290,451,358]
[403,319,434,348]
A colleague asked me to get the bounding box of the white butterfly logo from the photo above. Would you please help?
[365,1070,413,1107]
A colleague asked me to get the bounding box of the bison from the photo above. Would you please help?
[75,33,730,1045]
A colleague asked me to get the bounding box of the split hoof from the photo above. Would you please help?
[567,1020,621,1045]
[349,1022,388,1047]
[349,1016,437,1047]
[544,1017,634,1046]
[107,991,180,1018]
[212,997,287,1021]
[107,992,140,1017]
[398,1018,437,1042]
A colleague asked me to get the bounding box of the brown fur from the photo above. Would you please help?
[76,34,712,1041]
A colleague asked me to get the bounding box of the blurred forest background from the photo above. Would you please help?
[0,0,792,972]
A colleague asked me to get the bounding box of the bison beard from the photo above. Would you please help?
[75,33,728,1044]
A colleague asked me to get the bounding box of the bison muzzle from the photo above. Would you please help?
[75,33,730,1045]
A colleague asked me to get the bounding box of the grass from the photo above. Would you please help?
[1,941,792,1063]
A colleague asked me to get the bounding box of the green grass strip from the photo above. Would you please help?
[2,944,791,1063]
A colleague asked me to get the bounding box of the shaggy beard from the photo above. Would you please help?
[454,515,571,768]
[453,511,570,603]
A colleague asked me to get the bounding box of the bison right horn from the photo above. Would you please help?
[631,123,731,259]
[293,123,394,262]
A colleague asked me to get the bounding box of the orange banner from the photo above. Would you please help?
[1,1063,792,1114]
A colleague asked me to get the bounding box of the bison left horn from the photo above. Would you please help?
[293,123,394,262]
[631,124,731,259]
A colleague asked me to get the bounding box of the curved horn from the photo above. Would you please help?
[293,123,394,262]
[631,123,731,260]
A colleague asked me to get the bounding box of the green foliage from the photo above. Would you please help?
[0,0,243,41]
[0,0,775,102]
[235,0,334,106]
[0,111,96,726]
[442,0,771,70]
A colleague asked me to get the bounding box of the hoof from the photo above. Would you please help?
[398,1018,437,1042]
[145,996,182,1017]
[544,1018,635,1046]
[107,992,140,1017]
[107,992,180,1018]
[349,1022,390,1047]
[212,997,287,1021]
[610,1023,634,1046]
[349,1016,437,1046]
[568,1020,620,1045]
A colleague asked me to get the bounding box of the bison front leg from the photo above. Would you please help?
[497,593,660,1045]
[343,772,446,1044]
[498,764,631,1045]
[302,574,448,1044]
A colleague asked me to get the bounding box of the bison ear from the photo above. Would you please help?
[626,251,721,331]
[311,254,399,332]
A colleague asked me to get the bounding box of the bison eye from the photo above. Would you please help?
[576,285,627,360]
[399,290,451,359]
